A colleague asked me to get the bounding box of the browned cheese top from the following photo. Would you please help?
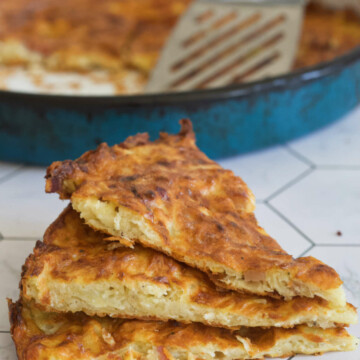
[1,1,360,81]
[46,120,342,292]
[294,3,360,69]
[0,0,191,73]
[9,299,353,360]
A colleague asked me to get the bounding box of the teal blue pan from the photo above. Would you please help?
[0,43,360,165]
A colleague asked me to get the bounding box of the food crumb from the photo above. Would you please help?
[336,231,342,236]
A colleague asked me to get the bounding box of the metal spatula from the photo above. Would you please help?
[146,0,305,93]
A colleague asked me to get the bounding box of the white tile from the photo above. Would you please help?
[0,240,36,331]
[0,167,68,238]
[255,204,311,257]
[0,333,17,360]
[289,106,360,166]
[270,169,360,245]
[293,246,360,360]
[0,163,21,181]
[219,146,309,201]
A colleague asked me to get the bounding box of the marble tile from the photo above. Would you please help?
[0,333,16,360]
[255,204,311,257]
[270,169,360,245]
[0,162,21,182]
[0,167,68,238]
[0,240,36,331]
[288,106,360,166]
[219,146,309,201]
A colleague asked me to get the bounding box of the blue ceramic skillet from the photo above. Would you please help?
[1,44,360,165]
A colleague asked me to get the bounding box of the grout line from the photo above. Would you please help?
[0,166,25,186]
[316,165,360,170]
[0,330,10,334]
[284,145,360,170]
[284,144,316,168]
[314,243,360,247]
[265,167,314,203]
[297,244,315,258]
[264,202,315,246]
[0,236,39,241]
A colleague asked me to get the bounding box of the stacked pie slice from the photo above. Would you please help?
[10,120,358,360]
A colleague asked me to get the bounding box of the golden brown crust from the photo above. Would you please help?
[294,3,360,69]
[0,0,190,78]
[45,120,343,304]
[20,206,357,329]
[9,298,358,360]
[1,1,360,94]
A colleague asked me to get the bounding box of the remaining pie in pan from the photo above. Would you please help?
[0,1,360,94]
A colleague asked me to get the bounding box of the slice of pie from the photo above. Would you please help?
[21,206,357,329]
[9,299,358,360]
[46,119,346,307]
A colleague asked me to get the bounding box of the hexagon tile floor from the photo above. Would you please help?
[1,107,360,360]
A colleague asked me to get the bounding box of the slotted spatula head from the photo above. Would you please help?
[146,0,305,93]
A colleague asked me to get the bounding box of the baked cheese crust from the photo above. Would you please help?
[9,299,359,360]
[0,0,191,93]
[1,1,360,94]
[46,120,346,307]
[21,206,357,329]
